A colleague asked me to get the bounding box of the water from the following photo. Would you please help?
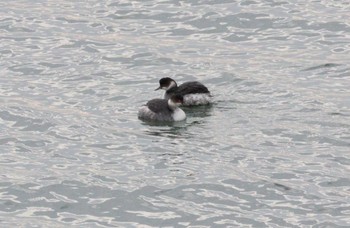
[1,0,350,227]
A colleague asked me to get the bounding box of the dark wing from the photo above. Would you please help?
[146,99,170,113]
[176,81,210,95]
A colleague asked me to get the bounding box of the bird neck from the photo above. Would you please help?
[167,99,179,111]
[166,81,177,90]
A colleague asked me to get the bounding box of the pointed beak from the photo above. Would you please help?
[155,87,161,91]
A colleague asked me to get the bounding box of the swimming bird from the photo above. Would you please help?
[155,77,211,106]
[138,94,186,122]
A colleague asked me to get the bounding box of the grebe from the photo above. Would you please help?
[138,94,186,122]
[155,77,211,106]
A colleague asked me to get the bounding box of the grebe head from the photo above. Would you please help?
[155,77,177,91]
[168,94,183,110]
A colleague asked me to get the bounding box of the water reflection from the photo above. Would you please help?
[143,122,190,139]
[182,103,213,118]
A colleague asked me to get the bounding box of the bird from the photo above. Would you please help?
[138,94,186,122]
[155,77,211,106]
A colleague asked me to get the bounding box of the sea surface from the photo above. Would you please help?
[1,0,350,227]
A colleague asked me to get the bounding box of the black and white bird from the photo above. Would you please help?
[138,94,186,122]
[155,77,211,106]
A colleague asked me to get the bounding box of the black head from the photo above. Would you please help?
[170,94,184,105]
[155,77,176,91]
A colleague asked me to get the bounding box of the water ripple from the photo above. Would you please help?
[1,0,350,227]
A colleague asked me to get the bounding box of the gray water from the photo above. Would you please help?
[1,0,350,227]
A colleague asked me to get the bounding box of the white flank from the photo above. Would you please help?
[183,94,212,106]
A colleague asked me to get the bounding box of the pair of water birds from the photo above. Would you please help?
[138,77,211,122]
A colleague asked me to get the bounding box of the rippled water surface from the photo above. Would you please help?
[1,0,350,227]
